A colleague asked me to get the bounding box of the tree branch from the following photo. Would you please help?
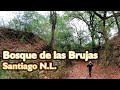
[93,11,104,20]
[93,11,120,20]
[106,12,120,19]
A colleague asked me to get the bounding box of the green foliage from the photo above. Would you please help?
[55,15,75,52]
[20,34,27,43]
[84,42,93,50]
[1,11,120,78]
[8,11,51,41]
[0,60,68,79]
[7,11,120,52]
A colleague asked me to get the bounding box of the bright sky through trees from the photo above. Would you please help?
[0,11,117,38]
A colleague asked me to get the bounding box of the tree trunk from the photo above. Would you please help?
[112,11,120,36]
[103,11,112,63]
[49,11,57,51]
[49,22,56,50]
[89,11,96,52]
[91,33,95,51]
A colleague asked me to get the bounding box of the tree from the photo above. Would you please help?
[112,11,120,35]
[70,22,88,51]
[8,11,51,41]
[66,11,99,51]
[49,11,57,51]
[93,11,120,42]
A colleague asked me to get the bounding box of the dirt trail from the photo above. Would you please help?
[67,61,120,79]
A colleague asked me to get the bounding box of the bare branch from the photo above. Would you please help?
[93,11,104,20]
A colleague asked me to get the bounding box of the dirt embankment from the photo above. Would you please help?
[0,27,69,79]
[0,27,47,60]
[98,35,120,67]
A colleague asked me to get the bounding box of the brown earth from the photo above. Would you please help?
[0,27,68,79]
[67,60,120,79]
[67,35,120,79]
[0,27,120,79]
[0,27,47,62]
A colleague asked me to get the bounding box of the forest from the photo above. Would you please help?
[0,11,120,79]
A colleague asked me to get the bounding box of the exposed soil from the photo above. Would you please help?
[67,60,120,79]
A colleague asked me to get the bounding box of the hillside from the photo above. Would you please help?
[0,27,69,79]
[0,27,47,60]
[98,34,120,67]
